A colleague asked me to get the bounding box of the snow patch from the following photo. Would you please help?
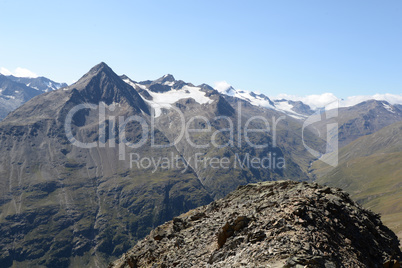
[124,79,213,117]
[382,102,395,113]
[213,80,309,118]
[273,101,305,119]
[237,91,275,109]
[214,81,275,108]
[137,84,147,90]
[273,93,402,110]
[163,81,174,86]
[146,85,213,117]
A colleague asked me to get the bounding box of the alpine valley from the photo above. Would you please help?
[0,63,401,267]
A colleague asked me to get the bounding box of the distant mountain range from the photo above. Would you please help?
[0,63,401,267]
[2,68,402,123]
[0,74,67,120]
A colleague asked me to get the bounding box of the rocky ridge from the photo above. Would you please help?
[110,181,401,268]
[0,74,66,120]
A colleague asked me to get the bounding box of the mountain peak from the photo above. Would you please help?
[84,62,115,78]
[67,63,149,113]
[71,62,116,90]
[155,74,175,84]
[147,74,177,93]
[91,61,110,71]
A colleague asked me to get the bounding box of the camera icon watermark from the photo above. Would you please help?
[302,99,339,167]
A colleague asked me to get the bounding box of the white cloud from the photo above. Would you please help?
[14,67,38,78]
[214,81,232,93]
[274,93,338,110]
[341,94,402,107]
[0,67,38,78]
[0,67,13,76]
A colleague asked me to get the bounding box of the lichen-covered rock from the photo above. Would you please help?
[109,181,401,268]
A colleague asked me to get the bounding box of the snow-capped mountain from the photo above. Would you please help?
[214,82,402,120]
[210,81,402,148]
[7,75,67,92]
[214,81,314,119]
[121,72,402,122]
[122,74,213,117]
[0,63,401,267]
[0,74,67,120]
[120,73,402,151]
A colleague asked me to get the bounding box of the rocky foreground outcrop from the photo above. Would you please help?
[109,181,401,268]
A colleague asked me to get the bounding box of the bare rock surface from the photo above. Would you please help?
[110,181,401,268]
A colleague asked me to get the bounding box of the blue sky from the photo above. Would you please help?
[0,0,401,98]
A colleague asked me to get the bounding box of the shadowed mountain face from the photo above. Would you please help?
[122,75,322,199]
[0,63,213,267]
[0,63,322,267]
[110,181,401,267]
[0,62,400,267]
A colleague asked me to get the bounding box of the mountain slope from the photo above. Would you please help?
[123,75,324,199]
[3,62,400,267]
[308,100,402,148]
[314,121,402,244]
[215,85,402,150]
[110,181,401,267]
[215,84,314,119]
[0,63,212,267]
[0,62,327,267]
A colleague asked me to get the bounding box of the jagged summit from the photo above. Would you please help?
[198,83,214,91]
[2,63,150,124]
[91,61,110,71]
[154,74,175,83]
[147,74,177,93]
[67,62,149,113]
[83,62,112,75]
[71,62,119,90]
[110,181,401,267]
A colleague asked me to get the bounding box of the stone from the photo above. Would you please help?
[109,181,402,268]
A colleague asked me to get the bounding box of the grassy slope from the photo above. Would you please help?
[313,121,402,244]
